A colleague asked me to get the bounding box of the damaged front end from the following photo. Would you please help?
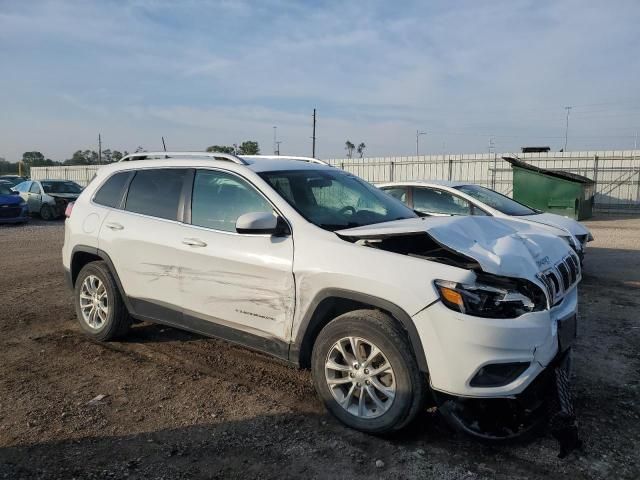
[434,350,580,456]
[50,194,79,219]
[336,216,581,455]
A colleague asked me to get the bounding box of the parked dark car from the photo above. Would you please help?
[0,175,29,187]
[0,183,29,224]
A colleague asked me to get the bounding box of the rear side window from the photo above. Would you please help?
[94,172,131,208]
[412,187,471,215]
[381,186,408,203]
[125,169,187,220]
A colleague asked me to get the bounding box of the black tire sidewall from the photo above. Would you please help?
[74,262,123,341]
[40,205,52,220]
[312,313,418,434]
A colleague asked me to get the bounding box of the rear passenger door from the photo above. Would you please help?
[98,168,188,321]
[177,169,295,350]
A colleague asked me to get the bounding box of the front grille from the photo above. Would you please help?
[557,262,570,290]
[539,253,581,305]
[0,206,21,218]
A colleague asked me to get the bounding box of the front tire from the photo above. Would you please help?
[74,261,131,341]
[40,204,54,220]
[311,309,425,434]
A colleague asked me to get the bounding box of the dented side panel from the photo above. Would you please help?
[177,224,295,342]
[98,209,184,312]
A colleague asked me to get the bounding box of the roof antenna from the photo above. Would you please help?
[162,136,168,158]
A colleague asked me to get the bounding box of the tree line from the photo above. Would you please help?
[0,141,261,175]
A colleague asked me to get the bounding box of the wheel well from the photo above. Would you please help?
[71,251,102,286]
[297,296,421,370]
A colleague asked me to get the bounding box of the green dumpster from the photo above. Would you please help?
[503,156,595,220]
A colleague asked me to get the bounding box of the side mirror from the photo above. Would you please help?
[11,190,19,195]
[236,212,289,235]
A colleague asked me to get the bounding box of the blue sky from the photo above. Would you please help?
[1,0,639,161]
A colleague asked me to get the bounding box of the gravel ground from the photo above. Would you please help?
[0,216,638,479]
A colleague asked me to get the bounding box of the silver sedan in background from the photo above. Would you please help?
[13,179,83,220]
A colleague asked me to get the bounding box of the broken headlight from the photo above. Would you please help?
[434,275,547,318]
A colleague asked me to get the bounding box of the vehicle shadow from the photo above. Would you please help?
[124,322,206,344]
[0,411,554,480]
[582,246,640,286]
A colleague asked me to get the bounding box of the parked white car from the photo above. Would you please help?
[62,152,580,438]
[13,179,83,220]
[379,181,593,259]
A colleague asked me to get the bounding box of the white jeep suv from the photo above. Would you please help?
[63,152,580,437]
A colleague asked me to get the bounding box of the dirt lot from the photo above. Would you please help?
[1,217,639,479]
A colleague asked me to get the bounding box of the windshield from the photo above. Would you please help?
[259,169,417,231]
[41,181,82,194]
[455,184,537,216]
[0,184,14,195]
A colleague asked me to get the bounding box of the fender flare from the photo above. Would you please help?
[292,288,429,372]
[70,245,135,314]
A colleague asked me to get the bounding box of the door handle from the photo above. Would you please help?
[105,222,124,231]
[182,238,207,247]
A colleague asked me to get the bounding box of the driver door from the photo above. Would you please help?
[26,182,43,212]
[177,169,295,349]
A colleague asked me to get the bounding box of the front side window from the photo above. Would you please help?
[191,170,273,232]
[29,183,41,194]
[455,184,537,216]
[125,169,187,220]
[94,172,131,208]
[260,169,416,231]
[412,187,470,215]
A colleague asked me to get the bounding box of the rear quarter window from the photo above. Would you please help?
[93,172,131,208]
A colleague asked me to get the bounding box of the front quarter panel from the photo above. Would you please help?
[290,222,476,346]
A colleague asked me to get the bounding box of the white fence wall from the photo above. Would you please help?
[30,150,640,212]
[30,165,99,187]
[326,150,640,213]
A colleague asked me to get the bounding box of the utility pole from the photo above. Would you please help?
[312,108,317,158]
[273,126,277,155]
[564,106,572,151]
[416,130,427,156]
[98,133,102,164]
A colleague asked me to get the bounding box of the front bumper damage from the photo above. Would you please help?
[436,349,581,457]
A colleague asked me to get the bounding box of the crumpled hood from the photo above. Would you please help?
[48,193,80,200]
[336,216,574,283]
[525,212,590,238]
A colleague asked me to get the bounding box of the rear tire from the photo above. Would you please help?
[311,309,425,434]
[74,261,131,341]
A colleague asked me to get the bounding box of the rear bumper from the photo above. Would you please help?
[413,287,578,398]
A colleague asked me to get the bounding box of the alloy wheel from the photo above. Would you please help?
[79,275,109,329]
[325,336,396,418]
